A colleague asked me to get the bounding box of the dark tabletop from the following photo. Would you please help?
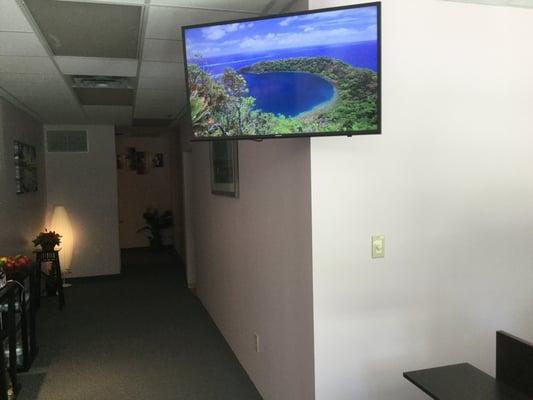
[404,363,533,400]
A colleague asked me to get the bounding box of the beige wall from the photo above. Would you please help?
[45,124,120,278]
[0,98,46,256]
[309,1,533,399]
[116,134,175,249]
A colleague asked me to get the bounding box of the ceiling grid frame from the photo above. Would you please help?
[127,0,149,123]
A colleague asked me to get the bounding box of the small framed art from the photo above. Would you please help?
[210,141,239,197]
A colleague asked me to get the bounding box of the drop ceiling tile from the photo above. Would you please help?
[0,74,70,101]
[0,1,34,33]
[134,89,186,119]
[140,61,186,80]
[508,0,533,7]
[150,0,270,13]
[0,32,47,56]
[0,56,57,74]
[143,39,184,63]
[0,78,73,103]
[138,76,185,90]
[75,88,134,106]
[134,106,182,119]
[18,90,76,106]
[83,105,133,125]
[444,0,533,7]
[40,111,87,124]
[0,87,40,119]
[146,6,255,40]
[24,0,141,58]
[0,72,65,87]
[271,0,306,13]
[24,100,86,123]
[136,88,182,102]
[55,56,139,77]
[31,98,82,110]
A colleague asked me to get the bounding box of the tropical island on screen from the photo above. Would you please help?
[183,5,379,138]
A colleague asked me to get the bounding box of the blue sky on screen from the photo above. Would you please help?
[184,5,377,60]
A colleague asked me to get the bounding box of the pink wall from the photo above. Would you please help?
[190,139,314,399]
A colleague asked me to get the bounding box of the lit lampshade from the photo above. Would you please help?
[50,206,74,274]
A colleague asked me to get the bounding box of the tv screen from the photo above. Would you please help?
[182,2,381,140]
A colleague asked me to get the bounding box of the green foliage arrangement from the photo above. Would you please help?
[188,56,378,137]
[32,229,62,251]
[137,208,173,250]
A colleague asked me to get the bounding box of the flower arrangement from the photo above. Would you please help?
[0,255,30,270]
[32,229,62,252]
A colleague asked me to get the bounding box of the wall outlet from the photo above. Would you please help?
[372,235,385,259]
[254,333,260,353]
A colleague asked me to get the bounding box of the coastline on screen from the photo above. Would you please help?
[182,2,381,140]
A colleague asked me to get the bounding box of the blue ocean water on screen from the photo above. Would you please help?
[196,41,378,75]
[242,72,335,117]
[192,40,377,117]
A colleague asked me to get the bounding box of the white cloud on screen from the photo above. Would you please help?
[279,16,297,26]
[188,7,378,58]
[202,22,247,40]
[191,24,376,57]
[238,25,376,53]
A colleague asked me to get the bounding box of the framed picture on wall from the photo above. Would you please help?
[135,151,151,175]
[13,141,38,194]
[210,141,239,197]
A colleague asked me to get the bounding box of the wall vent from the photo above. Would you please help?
[46,130,88,152]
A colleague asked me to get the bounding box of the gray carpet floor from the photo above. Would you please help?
[17,249,262,400]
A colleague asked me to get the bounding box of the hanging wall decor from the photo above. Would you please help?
[14,141,37,194]
[210,141,239,197]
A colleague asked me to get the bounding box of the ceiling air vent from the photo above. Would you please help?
[46,130,88,153]
[72,75,132,89]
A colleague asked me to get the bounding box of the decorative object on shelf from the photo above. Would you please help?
[50,206,74,286]
[13,141,37,194]
[137,208,173,250]
[32,230,61,253]
[210,141,239,197]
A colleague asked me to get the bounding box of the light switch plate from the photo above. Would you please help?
[372,235,385,259]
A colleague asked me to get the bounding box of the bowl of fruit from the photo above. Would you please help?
[0,255,31,271]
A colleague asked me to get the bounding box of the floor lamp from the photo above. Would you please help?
[50,206,74,287]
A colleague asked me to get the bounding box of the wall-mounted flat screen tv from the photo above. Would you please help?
[182,2,381,141]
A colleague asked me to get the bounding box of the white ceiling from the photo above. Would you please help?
[443,0,533,7]
[0,0,300,126]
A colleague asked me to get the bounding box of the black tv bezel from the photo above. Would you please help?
[181,1,382,142]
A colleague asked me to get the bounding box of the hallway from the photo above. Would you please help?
[18,249,262,400]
